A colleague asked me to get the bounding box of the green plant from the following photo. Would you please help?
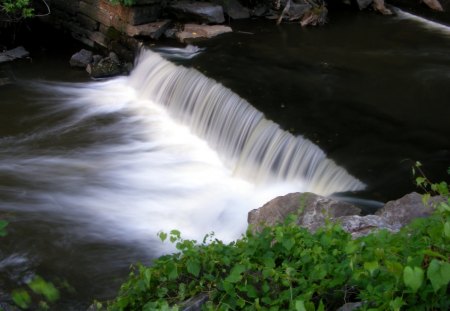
[0,0,34,21]
[0,220,60,310]
[106,168,450,310]
[0,219,7,237]
[108,0,135,6]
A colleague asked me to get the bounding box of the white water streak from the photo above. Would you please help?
[394,7,450,36]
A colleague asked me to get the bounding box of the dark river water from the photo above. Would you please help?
[1,9,449,309]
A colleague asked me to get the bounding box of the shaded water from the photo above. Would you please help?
[1,10,450,308]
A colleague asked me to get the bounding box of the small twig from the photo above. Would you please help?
[35,0,51,17]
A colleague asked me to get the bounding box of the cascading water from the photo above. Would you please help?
[0,50,364,250]
[129,50,365,195]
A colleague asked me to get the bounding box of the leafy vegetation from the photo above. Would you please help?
[0,0,34,21]
[108,0,135,6]
[105,166,450,310]
[0,219,60,310]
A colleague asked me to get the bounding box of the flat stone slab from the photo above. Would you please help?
[0,46,30,63]
[176,24,232,42]
[126,20,171,39]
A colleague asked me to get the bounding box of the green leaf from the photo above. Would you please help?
[0,220,8,237]
[12,289,31,309]
[294,300,306,311]
[245,284,258,298]
[403,266,424,293]
[444,221,450,238]
[389,297,404,311]
[28,276,60,302]
[165,261,178,280]
[170,230,181,243]
[186,259,201,277]
[158,232,167,242]
[416,176,426,187]
[427,259,450,292]
[364,261,379,275]
[282,238,295,251]
[225,264,246,283]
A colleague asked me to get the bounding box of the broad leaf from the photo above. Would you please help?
[403,266,424,292]
[427,259,450,292]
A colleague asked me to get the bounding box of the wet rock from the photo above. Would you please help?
[126,20,172,39]
[0,46,29,63]
[213,0,250,19]
[355,0,373,10]
[248,192,361,233]
[169,2,225,24]
[69,49,93,68]
[86,54,122,78]
[176,24,232,42]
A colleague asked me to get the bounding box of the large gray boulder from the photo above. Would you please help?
[248,192,361,233]
[169,2,225,24]
[375,192,441,227]
[248,191,441,238]
[0,46,29,63]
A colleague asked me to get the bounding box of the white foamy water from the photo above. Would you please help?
[394,7,450,36]
[0,50,365,248]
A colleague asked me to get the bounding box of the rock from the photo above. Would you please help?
[373,0,393,15]
[0,46,29,63]
[86,54,122,78]
[213,0,250,19]
[176,24,232,42]
[180,292,209,311]
[126,20,171,39]
[375,192,441,227]
[355,0,373,10]
[336,302,364,311]
[285,2,313,21]
[337,215,399,238]
[249,191,441,239]
[169,2,225,24]
[92,54,103,65]
[248,192,361,233]
[423,0,444,11]
[69,49,93,68]
[251,4,268,17]
[0,302,20,311]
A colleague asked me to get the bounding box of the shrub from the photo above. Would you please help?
[105,169,449,310]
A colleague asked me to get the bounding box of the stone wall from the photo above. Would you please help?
[42,0,166,60]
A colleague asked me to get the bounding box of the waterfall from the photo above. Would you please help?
[128,50,365,195]
[0,49,366,247]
